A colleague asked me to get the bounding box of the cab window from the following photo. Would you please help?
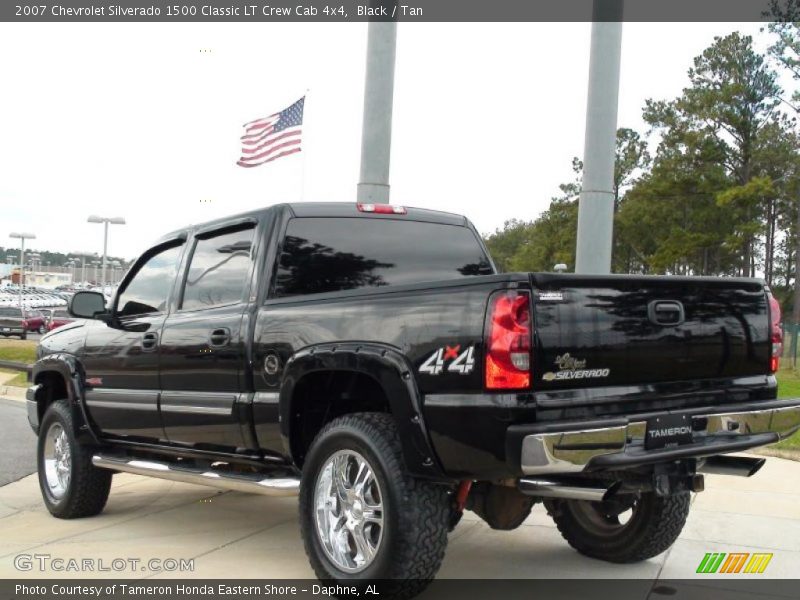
[117,244,183,317]
[179,226,254,311]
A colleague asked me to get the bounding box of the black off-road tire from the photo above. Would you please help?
[20,332,27,340]
[547,492,690,563]
[37,400,112,518]
[299,412,450,599]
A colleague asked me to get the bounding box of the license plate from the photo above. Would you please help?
[645,414,693,449]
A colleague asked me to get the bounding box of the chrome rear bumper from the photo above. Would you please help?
[518,400,800,475]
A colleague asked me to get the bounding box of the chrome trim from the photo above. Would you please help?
[26,384,41,402]
[521,425,628,475]
[26,385,42,432]
[314,449,384,573]
[44,423,71,500]
[518,477,612,502]
[521,403,800,475]
[92,454,299,497]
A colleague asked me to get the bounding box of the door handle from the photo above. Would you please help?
[648,300,685,326]
[141,331,158,351]
[209,327,231,347]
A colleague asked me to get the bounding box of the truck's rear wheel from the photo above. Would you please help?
[299,413,449,598]
[37,400,112,519]
[547,492,690,563]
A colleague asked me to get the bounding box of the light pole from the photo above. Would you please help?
[574,0,624,274]
[28,253,40,286]
[109,260,122,285]
[70,256,86,285]
[91,260,102,285]
[357,21,397,204]
[87,216,125,288]
[9,232,36,309]
[65,260,76,284]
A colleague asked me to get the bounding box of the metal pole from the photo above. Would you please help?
[19,238,25,308]
[102,220,109,289]
[357,20,397,204]
[792,197,800,368]
[575,0,623,274]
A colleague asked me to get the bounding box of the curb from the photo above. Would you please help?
[0,387,26,401]
[0,359,32,374]
[753,446,800,462]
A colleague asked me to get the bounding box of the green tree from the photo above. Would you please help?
[641,32,783,276]
[486,128,649,273]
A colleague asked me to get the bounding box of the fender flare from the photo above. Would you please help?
[30,353,98,443]
[279,342,447,480]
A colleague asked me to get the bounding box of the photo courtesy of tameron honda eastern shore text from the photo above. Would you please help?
[25,202,800,596]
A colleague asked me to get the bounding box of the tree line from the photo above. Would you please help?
[484,24,800,318]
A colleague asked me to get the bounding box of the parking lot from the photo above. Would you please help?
[0,386,797,592]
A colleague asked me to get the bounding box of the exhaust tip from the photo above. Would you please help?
[747,457,766,477]
[699,455,766,478]
[601,480,623,502]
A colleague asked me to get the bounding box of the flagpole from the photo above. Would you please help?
[300,88,310,202]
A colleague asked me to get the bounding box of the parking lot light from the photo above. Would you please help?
[88,216,126,288]
[9,232,36,309]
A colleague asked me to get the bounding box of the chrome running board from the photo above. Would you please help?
[92,454,300,497]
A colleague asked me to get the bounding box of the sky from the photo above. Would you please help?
[0,21,776,261]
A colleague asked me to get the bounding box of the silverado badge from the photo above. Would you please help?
[542,353,610,382]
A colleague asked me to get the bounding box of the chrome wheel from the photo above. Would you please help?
[43,423,71,500]
[313,449,384,573]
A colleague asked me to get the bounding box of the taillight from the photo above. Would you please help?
[768,291,782,373]
[356,203,407,215]
[485,290,532,390]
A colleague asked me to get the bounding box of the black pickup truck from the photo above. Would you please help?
[27,202,800,594]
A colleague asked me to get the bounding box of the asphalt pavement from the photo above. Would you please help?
[0,397,36,486]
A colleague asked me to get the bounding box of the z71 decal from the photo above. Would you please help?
[419,345,476,375]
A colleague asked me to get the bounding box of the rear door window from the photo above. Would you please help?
[273,217,493,298]
[180,226,255,311]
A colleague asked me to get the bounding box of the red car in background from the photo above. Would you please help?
[23,310,48,334]
[46,309,75,332]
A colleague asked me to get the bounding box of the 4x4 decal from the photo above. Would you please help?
[419,345,476,375]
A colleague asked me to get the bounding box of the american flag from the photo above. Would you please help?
[237,97,304,168]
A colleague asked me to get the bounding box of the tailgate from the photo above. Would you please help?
[530,273,771,388]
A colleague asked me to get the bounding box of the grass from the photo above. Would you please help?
[774,368,800,450]
[0,338,37,364]
[0,367,29,387]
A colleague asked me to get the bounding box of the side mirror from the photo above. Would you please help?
[68,291,107,319]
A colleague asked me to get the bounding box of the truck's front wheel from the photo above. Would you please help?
[299,413,449,597]
[547,492,690,563]
[37,400,112,519]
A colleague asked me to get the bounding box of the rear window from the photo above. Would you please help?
[0,308,22,317]
[273,217,493,298]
